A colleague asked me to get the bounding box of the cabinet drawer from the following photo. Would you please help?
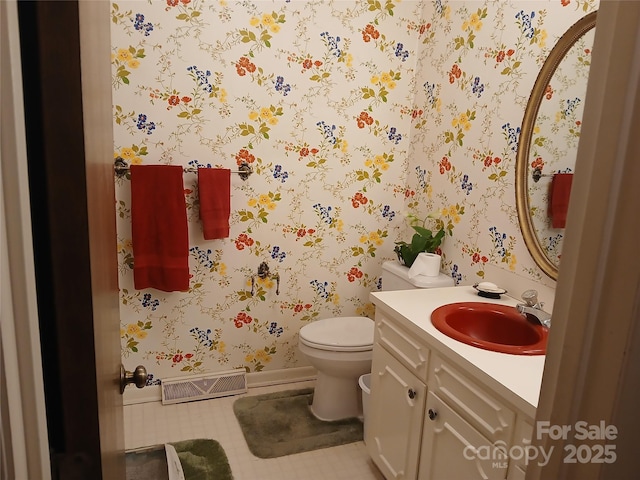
[428,354,515,444]
[375,313,430,381]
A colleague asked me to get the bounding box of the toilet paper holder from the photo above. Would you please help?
[251,261,280,296]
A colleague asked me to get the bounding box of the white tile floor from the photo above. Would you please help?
[124,381,385,480]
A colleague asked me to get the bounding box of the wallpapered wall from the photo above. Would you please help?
[111,0,598,387]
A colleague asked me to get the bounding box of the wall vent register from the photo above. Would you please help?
[161,369,247,405]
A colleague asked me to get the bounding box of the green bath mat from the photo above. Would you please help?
[126,438,233,480]
[233,388,363,459]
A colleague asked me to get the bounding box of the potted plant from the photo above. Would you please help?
[394,213,446,268]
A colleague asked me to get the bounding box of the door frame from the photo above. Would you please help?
[1,1,51,478]
[8,0,125,478]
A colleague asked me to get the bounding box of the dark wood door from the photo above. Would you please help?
[18,1,125,479]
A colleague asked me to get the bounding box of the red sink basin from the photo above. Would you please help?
[431,302,548,355]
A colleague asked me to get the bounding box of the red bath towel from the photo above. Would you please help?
[198,168,231,239]
[548,173,573,229]
[130,165,190,292]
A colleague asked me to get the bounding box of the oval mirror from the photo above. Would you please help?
[516,11,597,280]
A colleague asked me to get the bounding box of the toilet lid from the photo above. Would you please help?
[299,317,374,352]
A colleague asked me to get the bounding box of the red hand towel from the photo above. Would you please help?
[548,173,573,229]
[130,165,190,292]
[198,168,231,239]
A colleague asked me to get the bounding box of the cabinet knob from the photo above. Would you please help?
[428,409,438,420]
[407,388,417,399]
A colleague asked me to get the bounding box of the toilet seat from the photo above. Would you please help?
[299,316,374,352]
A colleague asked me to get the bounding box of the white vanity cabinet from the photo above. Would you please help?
[366,311,430,479]
[419,353,515,480]
[419,391,507,479]
[506,416,535,480]
[368,347,427,479]
[366,304,537,480]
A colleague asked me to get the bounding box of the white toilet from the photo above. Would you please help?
[298,260,454,421]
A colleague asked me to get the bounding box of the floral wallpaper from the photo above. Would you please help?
[111,0,598,390]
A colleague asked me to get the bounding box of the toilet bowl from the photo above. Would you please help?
[298,316,373,421]
[298,261,454,421]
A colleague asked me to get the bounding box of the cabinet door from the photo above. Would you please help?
[506,465,526,480]
[429,354,514,445]
[419,392,508,480]
[366,345,427,480]
[506,416,533,479]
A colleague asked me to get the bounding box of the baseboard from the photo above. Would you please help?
[123,366,317,405]
[246,366,317,388]
[124,384,162,405]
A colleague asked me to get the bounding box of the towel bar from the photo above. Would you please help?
[532,168,575,183]
[114,158,252,181]
[532,168,552,183]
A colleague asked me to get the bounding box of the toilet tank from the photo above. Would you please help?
[381,260,454,291]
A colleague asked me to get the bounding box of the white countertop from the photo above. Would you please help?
[370,286,546,418]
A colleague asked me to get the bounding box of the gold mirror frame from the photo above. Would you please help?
[515,11,597,280]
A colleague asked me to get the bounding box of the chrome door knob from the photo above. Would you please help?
[120,364,148,394]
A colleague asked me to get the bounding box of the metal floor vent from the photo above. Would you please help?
[161,369,247,405]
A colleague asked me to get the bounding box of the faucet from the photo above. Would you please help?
[516,289,551,328]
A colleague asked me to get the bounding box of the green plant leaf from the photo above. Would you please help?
[410,233,429,252]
